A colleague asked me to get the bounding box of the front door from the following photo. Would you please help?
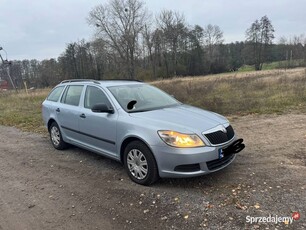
[78,85,117,158]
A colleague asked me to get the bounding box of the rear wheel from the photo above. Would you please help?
[124,141,159,185]
[49,122,67,150]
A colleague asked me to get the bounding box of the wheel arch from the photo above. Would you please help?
[120,136,156,165]
[47,118,57,132]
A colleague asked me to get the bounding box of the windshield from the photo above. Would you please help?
[108,84,181,113]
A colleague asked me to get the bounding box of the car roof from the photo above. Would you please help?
[59,79,144,87]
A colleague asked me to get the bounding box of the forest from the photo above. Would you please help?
[0,0,306,89]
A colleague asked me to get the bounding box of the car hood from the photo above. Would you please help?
[129,104,229,134]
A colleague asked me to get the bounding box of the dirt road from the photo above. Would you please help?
[0,114,305,229]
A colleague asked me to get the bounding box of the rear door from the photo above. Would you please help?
[78,85,118,158]
[56,85,84,142]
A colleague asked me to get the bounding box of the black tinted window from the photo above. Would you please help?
[61,85,83,106]
[84,86,111,109]
[47,86,65,102]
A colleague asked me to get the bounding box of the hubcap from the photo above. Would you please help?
[50,126,60,146]
[127,149,148,180]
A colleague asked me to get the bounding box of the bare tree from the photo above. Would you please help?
[246,15,275,70]
[187,25,205,75]
[157,10,187,76]
[278,36,288,45]
[88,0,148,79]
[292,34,306,66]
[202,24,224,72]
[142,24,156,78]
[203,24,224,59]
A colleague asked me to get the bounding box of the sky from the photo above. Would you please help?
[0,0,305,61]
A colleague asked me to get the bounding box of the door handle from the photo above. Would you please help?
[56,108,60,112]
[80,113,86,118]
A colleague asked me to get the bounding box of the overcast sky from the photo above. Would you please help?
[0,0,305,60]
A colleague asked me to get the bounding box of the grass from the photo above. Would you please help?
[238,63,280,72]
[238,59,305,72]
[0,89,49,133]
[0,68,305,133]
[153,68,306,116]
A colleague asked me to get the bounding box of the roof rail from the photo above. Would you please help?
[60,79,100,84]
[102,79,142,82]
[60,78,142,84]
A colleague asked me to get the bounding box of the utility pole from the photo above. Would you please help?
[0,46,17,91]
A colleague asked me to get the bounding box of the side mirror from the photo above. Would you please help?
[91,103,114,114]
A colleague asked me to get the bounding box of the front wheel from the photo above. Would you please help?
[124,141,159,185]
[49,122,67,150]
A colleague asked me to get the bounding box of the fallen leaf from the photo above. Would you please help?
[235,202,247,210]
[143,209,149,214]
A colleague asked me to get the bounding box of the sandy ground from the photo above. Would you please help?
[0,113,305,230]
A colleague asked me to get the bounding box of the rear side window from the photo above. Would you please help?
[47,86,65,102]
[84,86,111,109]
[61,85,83,106]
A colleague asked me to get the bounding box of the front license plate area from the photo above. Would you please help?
[218,148,224,159]
[218,147,233,159]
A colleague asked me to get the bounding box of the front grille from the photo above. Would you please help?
[204,125,235,145]
[206,153,234,171]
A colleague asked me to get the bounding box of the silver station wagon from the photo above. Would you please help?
[42,79,245,185]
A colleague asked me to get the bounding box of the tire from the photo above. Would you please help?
[49,122,68,150]
[123,141,159,186]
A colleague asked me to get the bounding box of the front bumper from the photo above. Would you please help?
[151,138,241,178]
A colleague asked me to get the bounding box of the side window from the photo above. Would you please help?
[84,86,111,109]
[61,85,83,106]
[47,86,65,102]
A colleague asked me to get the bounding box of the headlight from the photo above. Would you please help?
[158,130,205,148]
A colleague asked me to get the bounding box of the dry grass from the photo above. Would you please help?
[0,68,305,133]
[0,89,50,133]
[153,68,306,116]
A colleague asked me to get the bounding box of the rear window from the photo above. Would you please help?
[47,86,65,102]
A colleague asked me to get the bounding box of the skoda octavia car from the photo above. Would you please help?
[42,79,244,185]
